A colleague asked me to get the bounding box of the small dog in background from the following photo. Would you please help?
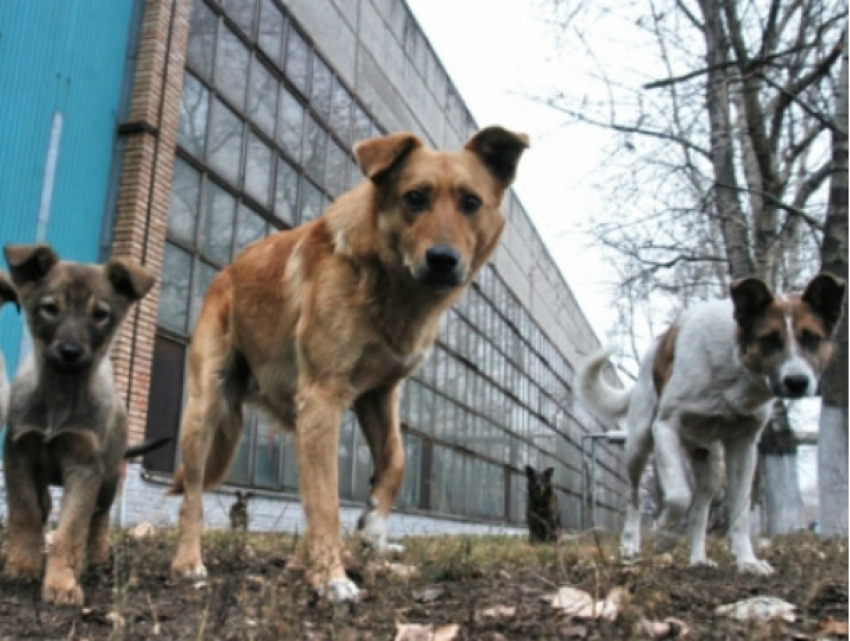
[229,490,253,532]
[0,270,19,428]
[2,244,155,605]
[525,465,560,543]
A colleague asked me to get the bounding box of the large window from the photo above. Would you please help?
[149,0,600,525]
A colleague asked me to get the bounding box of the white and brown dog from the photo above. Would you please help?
[578,274,845,574]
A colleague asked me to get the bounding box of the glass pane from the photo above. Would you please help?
[284,26,309,95]
[277,87,304,162]
[235,203,267,255]
[221,0,256,37]
[274,156,299,227]
[352,430,372,503]
[400,431,421,509]
[329,78,352,145]
[338,413,355,500]
[298,178,324,223]
[158,243,192,333]
[310,57,333,120]
[215,25,249,109]
[246,58,277,137]
[253,412,282,488]
[244,132,273,207]
[352,104,372,143]
[302,113,327,182]
[324,139,349,198]
[189,260,218,329]
[201,180,236,264]
[281,430,299,490]
[178,73,209,158]
[257,0,284,64]
[186,0,216,80]
[208,98,243,187]
[168,158,200,245]
[227,417,253,485]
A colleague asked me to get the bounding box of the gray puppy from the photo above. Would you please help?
[2,244,155,605]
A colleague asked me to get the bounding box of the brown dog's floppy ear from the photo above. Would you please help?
[802,273,846,335]
[465,126,529,188]
[730,277,774,327]
[0,270,19,312]
[354,132,423,182]
[4,243,59,288]
[106,259,156,302]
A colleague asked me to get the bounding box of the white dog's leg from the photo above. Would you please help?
[724,436,773,575]
[687,443,723,567]
[620,417,654,559]
[652,418,692,550]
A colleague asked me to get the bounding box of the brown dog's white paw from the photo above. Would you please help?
[318,577,360,602]
[170,557,208,580]
[42,568,84,606]
[4,556,43,581]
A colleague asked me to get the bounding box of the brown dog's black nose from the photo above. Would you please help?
[57,342,84,363]
[783,374,810,397]
[425,245,460,275]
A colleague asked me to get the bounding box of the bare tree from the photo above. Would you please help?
[543,0,846,532]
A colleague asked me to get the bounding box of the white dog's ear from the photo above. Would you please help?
[802,273,846,335]
[465,126,529,188]
[730,277,774,327]
[354,132,423,182]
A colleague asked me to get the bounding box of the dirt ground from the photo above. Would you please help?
[0,527,846,640]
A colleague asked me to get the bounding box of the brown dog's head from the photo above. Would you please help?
[354,126,529,291]
[731,273,846,398]
[4,244,156,375]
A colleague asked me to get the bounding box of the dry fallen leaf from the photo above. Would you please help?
[548,585,628,620]
[816,618,849,637]
[130,522,155,540]
[641,616,691,639]
[479,605,516,619]
[394,622,460,641]
[715,596,796,623]
[413,585,446,603]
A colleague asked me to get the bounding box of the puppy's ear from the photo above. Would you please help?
[0,270,19,312]
[4,244,59,288]
[465,127,529,188]
[107,259,156,302]
[354,132,423,183]
[730,277,774,327]
[525,465,535,479]
[802,273,846,335]
[543,468,554,482]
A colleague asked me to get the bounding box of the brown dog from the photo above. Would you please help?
[229,490,253,532]
[168,126,528,601]
[525,465,560,544]
[2,244,155,605]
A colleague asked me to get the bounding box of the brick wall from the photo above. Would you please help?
[111,0,192,444]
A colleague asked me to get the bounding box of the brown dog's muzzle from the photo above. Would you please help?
[46,340,93,373]
[413,244,465,289]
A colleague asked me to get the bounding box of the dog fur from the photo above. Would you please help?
[525,465,560,543]
[168,127,528,601]
[2,244,155,605]
[578,274,845,575]
[0,271,18,428]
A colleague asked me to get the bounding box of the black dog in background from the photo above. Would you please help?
[525,465,560,543]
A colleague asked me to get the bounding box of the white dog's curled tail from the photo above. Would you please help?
[576,348,632,422]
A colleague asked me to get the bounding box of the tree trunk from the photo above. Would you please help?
[818,27,848,538]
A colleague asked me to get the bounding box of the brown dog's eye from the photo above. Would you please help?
[403,190,429,213]
[799,330,822,351]
[39,302,60,319]
[459,194,482,215]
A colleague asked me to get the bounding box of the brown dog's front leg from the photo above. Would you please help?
[354,386,405,551]
[296,384,358,602]
[4,437,46,581]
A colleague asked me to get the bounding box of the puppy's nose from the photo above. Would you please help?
[425,245,460,274]
[57,342,83,363]
[783,374,810,397]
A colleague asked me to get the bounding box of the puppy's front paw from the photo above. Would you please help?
[42,568,84,606]
[737,558,774,576]
[318,577,360,602]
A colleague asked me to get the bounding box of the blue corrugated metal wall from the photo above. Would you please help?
[0,0,135,392]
